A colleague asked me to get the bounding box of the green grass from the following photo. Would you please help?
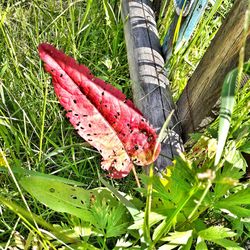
[0,0,130,180]
[158,0,234,100]
[0,0,134,246]
[0,0,249,249]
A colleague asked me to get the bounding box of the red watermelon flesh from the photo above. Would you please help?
[38,43,161,178]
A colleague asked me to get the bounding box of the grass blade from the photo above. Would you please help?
[0,194,75,244]
[214,62,250,166]
[214,68,238,166]
[0,165,86,186]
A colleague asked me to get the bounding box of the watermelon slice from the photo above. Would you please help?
[38,43,160,178]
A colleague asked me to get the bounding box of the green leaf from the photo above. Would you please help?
[151,156,197,205]
[196,237,208,250]
[212,239,244,250]
[215,188,250,206]
[198,226,236,240]
[158,244,178,250]
[192,219,207,232]
[214,188,250,217]
[90,201,129,238]
[221,205,250,218]
[214,68,238,166]
[181,234,193,250]
[244,217,250,232]
[229,218,244,237]
[100,177,143,222]
[225,144,247,171]
[239,141,250,154]
[128,212,165,230]
[215,62,250,166]
[147,155,199,244]
[152,185,197,243]
[19,175,119,223]
[214,160,244,199]
[0,165,85,186]
[162,230,193,245]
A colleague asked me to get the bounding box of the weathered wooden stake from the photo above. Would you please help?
[177,0,250,141]
[122,0,183,172]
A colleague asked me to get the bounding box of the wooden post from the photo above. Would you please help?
[177,0,250,141]
[122,0,184,172]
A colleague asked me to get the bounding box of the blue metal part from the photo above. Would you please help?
[162,0,208,62]
[174,0,195,16]
[175,0,208,53]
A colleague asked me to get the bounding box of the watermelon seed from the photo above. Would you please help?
[105,105,107,108]
[117,112,120,116]
[81,200,85,204]
[140,129,147,135]
[147,135,153,142]
[70,195,77,199]
[68,110,72,112]
[73,100,77,103]
[114,115,118,119]
[102,92,104,95]
[83,115,88,117]
[74,114,79,116]
[60,73,63,77]
[87,134,91,136]
[100,149,102,153]
[88,139,93,141]
[134,145,139,150]
[76,122,80,126]
[88,124,92,127]
[80,126,84,129]
[51,69,54,72]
